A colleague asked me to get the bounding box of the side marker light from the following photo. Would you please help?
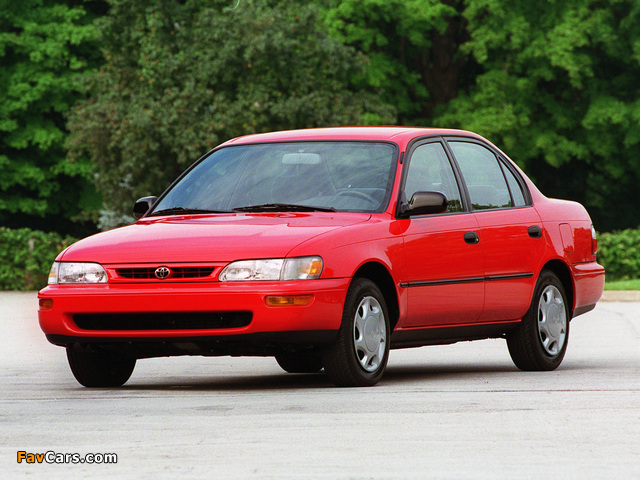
[265,295,314,307]
[39,298,54,310]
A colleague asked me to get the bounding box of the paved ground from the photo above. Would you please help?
[1,292,638,479]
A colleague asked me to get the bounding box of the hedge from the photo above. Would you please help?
[596,228,640,281]
[0,227,77,291]
[0,226,636,290]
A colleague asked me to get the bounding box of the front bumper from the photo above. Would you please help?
[38,278,349,354]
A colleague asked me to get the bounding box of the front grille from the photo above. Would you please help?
[116,267,216,279]
[73,312,252,331]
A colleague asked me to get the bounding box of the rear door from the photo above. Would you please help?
[446,139,544,322]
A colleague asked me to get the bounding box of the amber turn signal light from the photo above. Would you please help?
[39,298,54,310]
[265,295,314,307]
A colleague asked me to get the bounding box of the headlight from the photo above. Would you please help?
[219,256,323,282]
[48,262,108,284]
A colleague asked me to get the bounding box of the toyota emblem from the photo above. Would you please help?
[154,267,171,279]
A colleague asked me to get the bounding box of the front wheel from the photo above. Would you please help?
[323,278,390,387]
[66,346,136,387]
[507,270,570,371]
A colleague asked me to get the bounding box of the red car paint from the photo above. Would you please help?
[38,127,605,386]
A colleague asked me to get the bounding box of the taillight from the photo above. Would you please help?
[591,225,598,255]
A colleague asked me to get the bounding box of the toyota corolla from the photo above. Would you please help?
[38,127,605,387]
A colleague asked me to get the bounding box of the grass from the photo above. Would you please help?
[604,278,640,290]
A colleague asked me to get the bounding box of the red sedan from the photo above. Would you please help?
[38,127,605,387]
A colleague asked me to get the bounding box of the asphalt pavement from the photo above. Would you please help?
[1,291,638,479]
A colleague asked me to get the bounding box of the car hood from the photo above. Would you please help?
[59,213,371,264]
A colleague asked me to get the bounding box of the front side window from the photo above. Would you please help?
[448,141,516,210]
[150,142,397,214]
[403,142,463,213]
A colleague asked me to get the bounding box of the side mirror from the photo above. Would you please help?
[400,191,448,217]
[133,196,158,219]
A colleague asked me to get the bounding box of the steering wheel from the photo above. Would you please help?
[334,189,379,205]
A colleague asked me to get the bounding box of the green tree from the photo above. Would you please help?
[0,0,106,235]
[67,0,396,228]
[439,0,640,232]
[324,0,464,124]
[326,0,640,231]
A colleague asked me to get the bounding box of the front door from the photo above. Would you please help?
[399,140,485,328]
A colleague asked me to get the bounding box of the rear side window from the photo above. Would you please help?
[449,141,522,210]
[500,162,527,207]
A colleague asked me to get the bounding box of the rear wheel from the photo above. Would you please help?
[323,278,390,387]
[507,270,570,371]
[275,351,323,374]
[66,346,136,387]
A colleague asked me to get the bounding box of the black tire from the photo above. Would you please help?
[507,270,570,371]
[275,351,323,374]
[66,346,136,388]
[323,278,390,387]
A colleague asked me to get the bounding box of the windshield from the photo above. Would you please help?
[150,142,398,215]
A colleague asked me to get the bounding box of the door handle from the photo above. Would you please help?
[464,231,479,245]
[528,226,543,239]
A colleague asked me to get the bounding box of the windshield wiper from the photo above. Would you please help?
[149,207,232,216]
[232,203,336,213]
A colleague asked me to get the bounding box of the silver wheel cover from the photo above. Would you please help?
[353,296,386,373]
[537,285,567,356]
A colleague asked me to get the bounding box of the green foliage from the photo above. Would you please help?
[67,0,396,228]
[604,278,640,291]
[5,0,640,236]
[326,0,640,232]
[0,0,105,235]
[324,0,460,122]
[597,228,640,281]
[433,0,640,232]
[0,227,76,291]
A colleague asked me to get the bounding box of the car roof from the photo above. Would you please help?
[219,127,484,148]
